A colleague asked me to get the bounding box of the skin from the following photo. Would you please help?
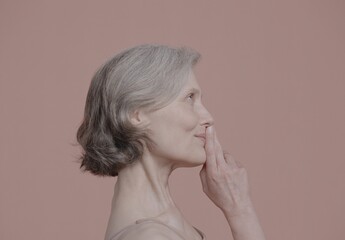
[105,71,266,240]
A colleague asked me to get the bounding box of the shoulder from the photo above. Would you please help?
[121,221,184,240]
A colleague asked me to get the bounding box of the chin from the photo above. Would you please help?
[191,160,206,167]
[176,152,206,168]
[192,150,207,165]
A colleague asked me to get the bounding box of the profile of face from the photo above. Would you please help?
[136,71,214,168]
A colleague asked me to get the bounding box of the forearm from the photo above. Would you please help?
[223,206,266,240]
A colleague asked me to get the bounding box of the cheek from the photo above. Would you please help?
[146,106,200,157]
[177,107,199,131]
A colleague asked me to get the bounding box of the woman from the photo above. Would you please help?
[76,44,266,240]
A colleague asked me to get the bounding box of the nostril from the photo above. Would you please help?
[207,117,214,127]
[200,107,214,127]
[204,121,214,128]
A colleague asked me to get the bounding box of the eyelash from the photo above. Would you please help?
[187,93,195,100]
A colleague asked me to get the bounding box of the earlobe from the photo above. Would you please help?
[130,109,149,126]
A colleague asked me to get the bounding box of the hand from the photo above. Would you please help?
[199,126,254,217]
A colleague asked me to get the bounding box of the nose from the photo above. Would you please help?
[199,104,214,128]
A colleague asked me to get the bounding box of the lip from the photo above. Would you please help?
[194,134,206,144]
[195,133,206,139]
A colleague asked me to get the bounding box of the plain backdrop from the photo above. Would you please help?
[1,1,344,240]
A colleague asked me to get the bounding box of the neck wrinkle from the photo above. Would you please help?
[112,152,179,219]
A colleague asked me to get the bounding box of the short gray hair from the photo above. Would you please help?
[76,44,201,177]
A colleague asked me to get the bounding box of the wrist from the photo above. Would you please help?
[221,201,256,221]
[223,205,266,240]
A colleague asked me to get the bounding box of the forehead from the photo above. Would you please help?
[146,71,201,116]
[180,71,201,93]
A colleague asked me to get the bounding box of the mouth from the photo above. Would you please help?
[195,135,206,145]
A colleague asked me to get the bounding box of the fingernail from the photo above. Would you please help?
[207,126,213,133]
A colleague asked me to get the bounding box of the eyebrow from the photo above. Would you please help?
[186,87,203,99]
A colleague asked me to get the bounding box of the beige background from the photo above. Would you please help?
[1,1,344,239]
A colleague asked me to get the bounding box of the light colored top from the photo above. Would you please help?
[109,217,206,240]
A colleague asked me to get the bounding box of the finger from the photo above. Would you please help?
[213,129,227,168]
[199,164,210,193]
[199,164,206,184]
[223,151,238,169]
[235,159,244,168]
[205,126,216,170]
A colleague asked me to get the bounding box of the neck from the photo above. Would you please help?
[105,152,200,240]
[110,151,183,221]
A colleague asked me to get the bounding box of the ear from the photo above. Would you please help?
[130,109,150,126]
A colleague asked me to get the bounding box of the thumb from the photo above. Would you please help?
[199,163,206,183]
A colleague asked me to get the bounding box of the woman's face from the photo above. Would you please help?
[145,71,214,168]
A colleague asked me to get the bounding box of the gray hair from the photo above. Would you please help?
[76,44,201,177]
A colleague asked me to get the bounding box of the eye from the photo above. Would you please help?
[187,92,195,101]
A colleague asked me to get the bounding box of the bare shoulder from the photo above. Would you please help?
[121,221,184,240]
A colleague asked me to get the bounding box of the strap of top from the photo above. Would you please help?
[109,218,206,240]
